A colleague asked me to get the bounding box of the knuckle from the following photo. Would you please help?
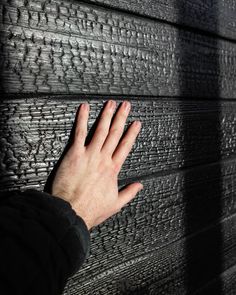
[76,129,86,138]
[110,127,120,136]
[98,159,111,173]
[97,159,106,170]
[121,111,128,119]
[112,162,120,174]
[121,139,129,148]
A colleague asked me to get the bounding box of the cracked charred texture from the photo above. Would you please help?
[2,0,236,40]
[64,214,236,294]
[0,0,235,294]
[1,97,236,189]
[0,0,236,95]
[88,0,236,40]
[1,96,236,294]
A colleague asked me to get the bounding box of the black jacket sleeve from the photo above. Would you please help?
[0,188,91,295]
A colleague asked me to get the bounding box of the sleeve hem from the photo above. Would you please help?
[20,188,91,274]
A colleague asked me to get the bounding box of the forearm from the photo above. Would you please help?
[0,188,90,295]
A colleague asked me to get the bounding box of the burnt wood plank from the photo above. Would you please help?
[62,214,236,295]
[88,0,236,41]
[0,0,236,97]
[0,1,234,294]
[1,95,235,294]
[145,265,236,295]
[0,96,236,189]
[3,0,236,41]
[1,96,236,294]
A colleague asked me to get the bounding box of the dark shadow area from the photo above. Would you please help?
[176,1,223,294]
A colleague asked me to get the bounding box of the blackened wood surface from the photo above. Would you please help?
[0,0,236,294]
[0,0,236,97]
[193,264,236,295]
[1,95,236,293]
[64,214,236,294]
[88,0,236,40]
[1,96,236,189]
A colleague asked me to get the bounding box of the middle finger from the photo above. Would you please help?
[86,100,116,153]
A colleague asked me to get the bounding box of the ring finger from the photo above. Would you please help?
[101,100,131,157]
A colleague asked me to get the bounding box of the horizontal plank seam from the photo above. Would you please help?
[75,211,236,284]
[119,155,236,185]
[2,2,236,45]
[78,0,236,44]
[1,94,236,102]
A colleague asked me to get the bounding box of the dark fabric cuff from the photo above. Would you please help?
[18,188,91,275]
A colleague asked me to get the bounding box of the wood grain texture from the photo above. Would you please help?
[0,0,235,293]
[63,214,236,295]
[1,96,236,189]
[88,0,236,40]
[0,96,236,293]
[0,0,236,97]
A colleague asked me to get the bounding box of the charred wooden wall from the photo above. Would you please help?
[0,0,236,294]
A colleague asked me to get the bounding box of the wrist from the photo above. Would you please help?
[52,190,92,231]
[70,203,93,231]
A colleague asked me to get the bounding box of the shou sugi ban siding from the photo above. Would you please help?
[0,1,236,294]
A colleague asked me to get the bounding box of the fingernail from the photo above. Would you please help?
[81,102,87,110]
[109,100,115,108]
[124,101,131,111]
[134,121,141,127]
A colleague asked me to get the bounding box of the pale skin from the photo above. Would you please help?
[51,100,143,231]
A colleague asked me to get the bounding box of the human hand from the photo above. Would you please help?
[50,100,143,231]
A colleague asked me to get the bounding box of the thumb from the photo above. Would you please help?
[117,182,143,210]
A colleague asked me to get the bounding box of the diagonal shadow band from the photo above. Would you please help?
[176,1,223,294]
